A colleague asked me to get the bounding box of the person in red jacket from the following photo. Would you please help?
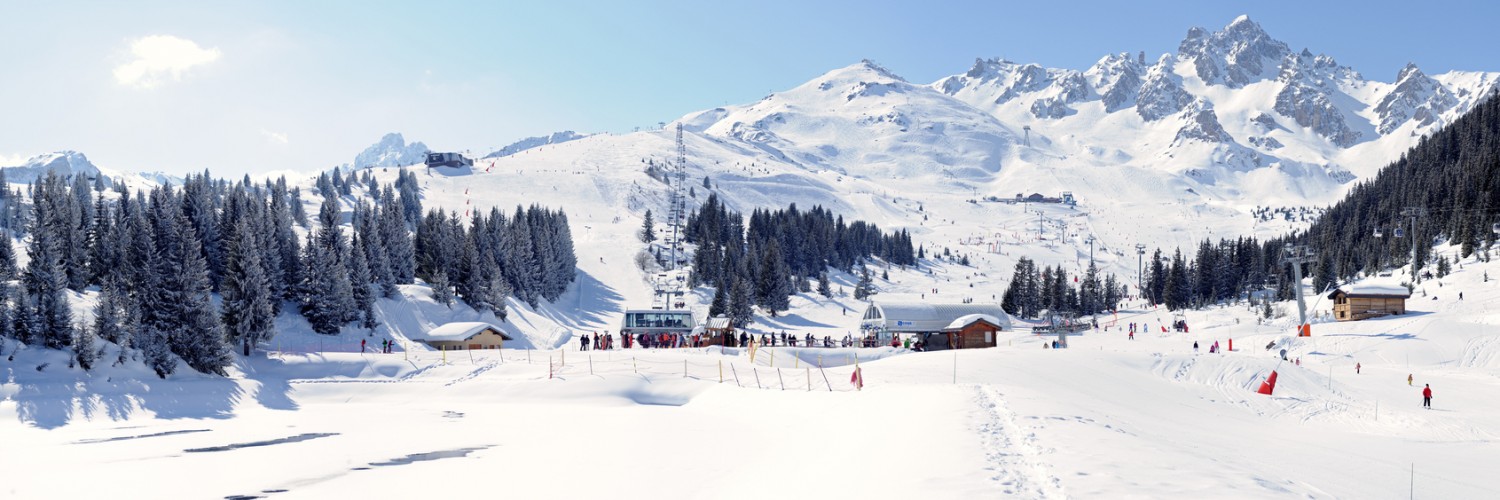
[1422,384,1433,408]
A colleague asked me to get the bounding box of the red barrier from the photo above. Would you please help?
[1256,370,1278,395]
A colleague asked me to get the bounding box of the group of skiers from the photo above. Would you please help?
[574,330,919,351]
[360,338,395,353]
[578,331,690,350]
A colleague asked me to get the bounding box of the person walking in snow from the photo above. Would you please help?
[1422,384,1433,408]
[1408,373,1413,386]
[361,339,367,353]
[579,334,588,351]
[1193,341,1199,353]
[1128,330,1134,340]
[1356,362,1361,374]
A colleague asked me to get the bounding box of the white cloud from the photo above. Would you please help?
[261,129,289,144]
[114,35,221,89]
[0,152,29,166]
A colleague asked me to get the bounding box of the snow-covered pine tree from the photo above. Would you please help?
[756,240,792,314]
[640,209,656,243]
[396,170,422,227]
[222,218,276,356]
[317,193,347,260]
[728,276,753,328]
[23,188,72,350]
[86,196,115,284]
[854,265,874,301]
[349,235,377,330]
[94,279,128,349]
[289,185,309,227]
[709,277,729,318]
[817,271,832,298]
[167,215,233,375]
[547,209,577,299]
[483,265,511,319]
[299,233,355,335]
[379,189,415,284]
[430,269,454,308]
[74,321,98,370]
[0,225,14,280]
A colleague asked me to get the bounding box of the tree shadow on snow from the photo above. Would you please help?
[534,270,625,330]
[12,365,243,430]
[1320,332,1424,341]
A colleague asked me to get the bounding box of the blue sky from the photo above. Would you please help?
[1,0,1495,176]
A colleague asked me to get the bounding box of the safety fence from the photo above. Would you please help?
[269,346,868,393]
[546,349,867,393]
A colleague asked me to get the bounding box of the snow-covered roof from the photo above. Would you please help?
[413,322,512,342]
[1329,282,1411,299]
[942,314,1004,331]
[862,302,1011,332]
[705,317,732,330]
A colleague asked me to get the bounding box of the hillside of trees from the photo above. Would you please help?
[685,194,915,326]
[1279,90,1500,280]
[0,167,575,377]
[1079,90,1500,314]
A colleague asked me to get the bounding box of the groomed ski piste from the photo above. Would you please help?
[5,228,1500,498]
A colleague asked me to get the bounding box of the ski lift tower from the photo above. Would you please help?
[1399,207,1428,282]
[1135,244,1146,294]
[1281,244,1316,336]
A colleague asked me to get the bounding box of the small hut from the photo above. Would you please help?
[703,316,735,346]
[938,314,1003,349]
[414,322,512,350]
[1328,283,1410,321]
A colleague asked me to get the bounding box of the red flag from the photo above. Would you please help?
[850,367,863,389]
[1161,326,1167,333]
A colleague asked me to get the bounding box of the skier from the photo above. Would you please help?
[1128,331,1134,340]
[1356,362,1361,374]
[1422,384,1433,408]
[1193,341,1199,353]
[361,339,367,353]
[1408,373,1413,386]
[579,334,588,351]
[1280,348,1287,361]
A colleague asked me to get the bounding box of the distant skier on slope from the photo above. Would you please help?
[1422,384,1433,408]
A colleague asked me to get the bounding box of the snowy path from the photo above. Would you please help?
[973,384,1065,498]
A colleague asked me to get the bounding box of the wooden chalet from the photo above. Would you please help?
[1328,283,1410,321]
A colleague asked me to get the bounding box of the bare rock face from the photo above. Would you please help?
[1137,56,1193,121]
[1087,53,1144,113]
[1248,136,1285,150]
[1173,101,1234,143]
[1272,52,1363,147]
[1374,63,1457,134]
[1030,97,1076,119]
[1055,72,1092,103]
[1177,15,1291,88]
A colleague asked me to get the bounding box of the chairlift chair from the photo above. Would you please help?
[1492,222,1500,235]
[1393,227,1405,238]
[1373,227,1383,238]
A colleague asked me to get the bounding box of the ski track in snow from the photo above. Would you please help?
[973,384,1065,498]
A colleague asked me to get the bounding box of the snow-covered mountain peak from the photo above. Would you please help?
[1375,61,1457,134]
[855,58,905,83]
[353,133,429,169]
[4,150,108,185]
[483,131,588,159]
[1178,15,1292,88]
